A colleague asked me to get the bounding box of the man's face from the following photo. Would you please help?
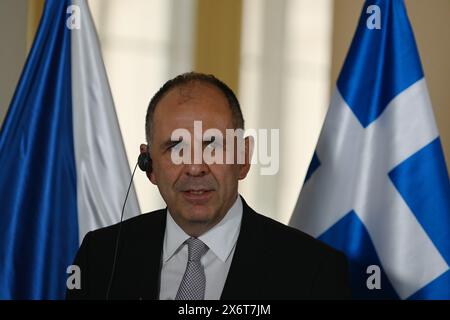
[147,82,251,236]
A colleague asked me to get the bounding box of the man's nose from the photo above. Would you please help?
[182,139,211,176]
[185,162,210,177]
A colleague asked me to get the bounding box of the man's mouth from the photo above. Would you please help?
[182,189,214,202]
[187,190,208,195]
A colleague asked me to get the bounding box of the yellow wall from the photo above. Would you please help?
[194,0,242,94]
[0,0,28,125]
[0,0,44,127]
[27,0,45,52]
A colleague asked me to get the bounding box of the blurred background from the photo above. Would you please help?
[1,0,449,224]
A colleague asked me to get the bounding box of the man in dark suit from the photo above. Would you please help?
[67,72,351,300]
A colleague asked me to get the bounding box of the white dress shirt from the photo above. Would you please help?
[158,195,243,300]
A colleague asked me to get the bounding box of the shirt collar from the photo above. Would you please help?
[163,195,243,263]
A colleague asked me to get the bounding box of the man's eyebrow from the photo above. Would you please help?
[160,138,182,149]
[203,135,216,142]
[159,136,218,149]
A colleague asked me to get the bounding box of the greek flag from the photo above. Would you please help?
[0,0,139,299]
[290,0,450,299]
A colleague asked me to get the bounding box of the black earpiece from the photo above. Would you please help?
[137,152,151,172]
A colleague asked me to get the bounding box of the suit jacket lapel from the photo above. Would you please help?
[138,210,166,300]
[221,198,263,299]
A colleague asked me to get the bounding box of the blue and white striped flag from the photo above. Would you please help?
[290,0,450,299]
[0,0,139,299]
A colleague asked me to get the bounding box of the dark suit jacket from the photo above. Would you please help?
[66,198,351,300]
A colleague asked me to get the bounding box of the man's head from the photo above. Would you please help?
[141,72,251,237]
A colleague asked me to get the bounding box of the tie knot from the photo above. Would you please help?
[186,237,208,262]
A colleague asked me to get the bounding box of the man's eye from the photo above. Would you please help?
[168,141,182,150]
[205,138,214,147]
[206,138,222,149]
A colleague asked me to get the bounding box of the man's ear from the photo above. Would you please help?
[238,135,254,180]
[149,170,157,185]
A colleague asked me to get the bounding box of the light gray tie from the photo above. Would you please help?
[175,237,209,300]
